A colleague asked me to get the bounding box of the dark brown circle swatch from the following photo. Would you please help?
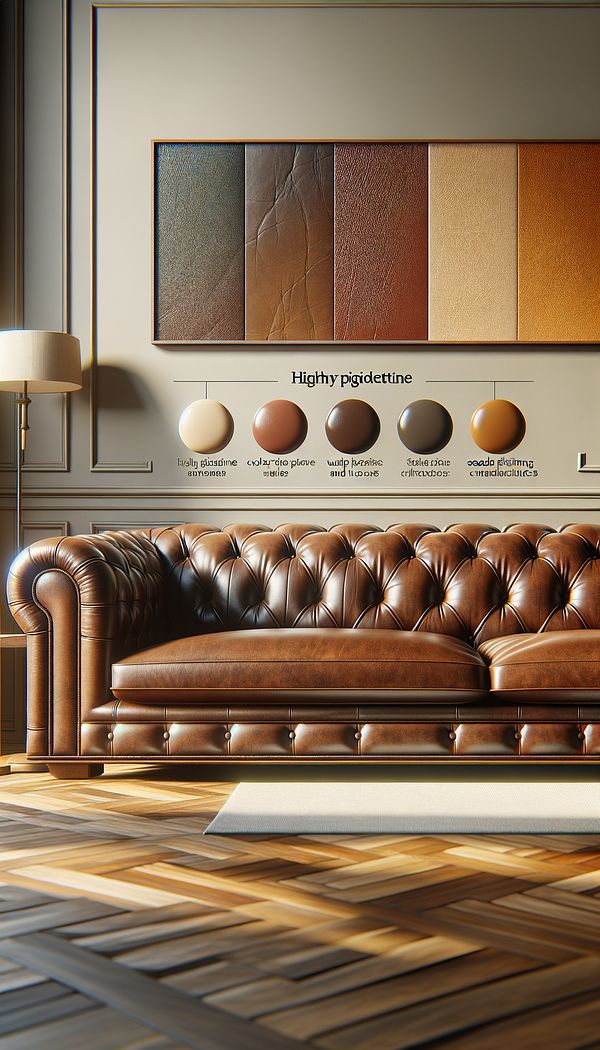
[325,399,381,454]
[398,399,453,454]
[252,399,308,454]
[470,399,526,454]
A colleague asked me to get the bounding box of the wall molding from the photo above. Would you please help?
[22,521,70,545]
[89,2,153,472]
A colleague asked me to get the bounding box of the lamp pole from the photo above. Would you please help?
[14,381,29,552]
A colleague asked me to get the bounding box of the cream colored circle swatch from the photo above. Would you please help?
[178,399,234,453]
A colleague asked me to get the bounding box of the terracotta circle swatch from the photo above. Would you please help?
[398,399,453,454]
[252,399,308,454]
[470,399,526,454]
[178,399,234,453]
[325,399,381,454]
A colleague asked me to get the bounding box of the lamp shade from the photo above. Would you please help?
[0,330,82,392]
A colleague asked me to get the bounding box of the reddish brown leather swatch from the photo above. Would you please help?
[518,144,600,342]
[154,143,245,342]
[245,144,334,340]
[334,144,428,341]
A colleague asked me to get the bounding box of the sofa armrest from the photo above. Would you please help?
[7,531,167,757]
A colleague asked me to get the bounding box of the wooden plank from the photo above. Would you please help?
[316,956,600,1050]
[0,932,308,1050]
[0,989,94,1037]
[422,992,600,1050]
[207,936,482,1020]
[262,949,540,1041]
[0,1004,181,1049]
[0,898,119,937]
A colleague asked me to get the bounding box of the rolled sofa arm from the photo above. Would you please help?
[7,530,167,758]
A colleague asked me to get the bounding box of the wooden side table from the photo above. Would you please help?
[0,633,48,775]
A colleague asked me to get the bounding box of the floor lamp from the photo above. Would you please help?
[0,330,82,552]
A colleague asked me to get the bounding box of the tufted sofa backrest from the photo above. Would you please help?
[142,522,600,646]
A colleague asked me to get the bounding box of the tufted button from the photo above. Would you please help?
[107,731,113,741]
[288,730,296,740]
[163,731,170,741]
[224,730,231,741]
[354,730,362,740]
[578,730,585,740]
[448,729,456,741]
[514,729,521,740]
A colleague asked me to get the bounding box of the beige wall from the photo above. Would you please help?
[2,0,600,747]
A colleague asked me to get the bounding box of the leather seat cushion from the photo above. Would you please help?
[111,628,489,703]
[480,630,600,701]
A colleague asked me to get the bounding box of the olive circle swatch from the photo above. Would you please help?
[325,399,381,454]
[178,399,234,454]
[398,399,453,454]
[470,398,526,454]
[252,399,308,454]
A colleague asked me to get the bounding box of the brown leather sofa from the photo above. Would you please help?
[7,522,600,778]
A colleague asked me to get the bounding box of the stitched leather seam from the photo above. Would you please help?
[114,658,484,667]
[30,575,52,751]
[32,568,81,756]
[110,686,488,693]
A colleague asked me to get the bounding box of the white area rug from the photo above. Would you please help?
[204,781,600,834]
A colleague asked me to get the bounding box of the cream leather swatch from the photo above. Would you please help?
[429,144,517,342]
[178,399,234,454]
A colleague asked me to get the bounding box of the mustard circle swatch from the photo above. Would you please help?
[178,399,234,453]
[470,399,526,454]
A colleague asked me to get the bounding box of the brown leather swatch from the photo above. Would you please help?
[334,143,428,341]
[154,143,245,342]
[245,144,334,340]
[325,399,381,454]
[252,399,308,454]
[518,143,600,342]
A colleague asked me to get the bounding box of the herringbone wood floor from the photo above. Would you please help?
[0,764,599,1049]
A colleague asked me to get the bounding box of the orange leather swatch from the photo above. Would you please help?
[518,144,600,342]
[334,144,428,341]
[245,144,333,340]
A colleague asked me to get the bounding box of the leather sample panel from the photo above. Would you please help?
[429,144,517,341]
[245,144,334,340]
[518,143,600,342]
[154,143,244,342]
[334,143,428,340]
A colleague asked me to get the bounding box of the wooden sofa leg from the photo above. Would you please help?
[47,762,104,780]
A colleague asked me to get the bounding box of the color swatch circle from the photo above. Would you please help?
[470,399,526,454]
[252,399,308,454]
[178,399,234,454]
[398,399,453,454]
[325,399,381,454]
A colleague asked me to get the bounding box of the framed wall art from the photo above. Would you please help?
[152,140,600,346]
